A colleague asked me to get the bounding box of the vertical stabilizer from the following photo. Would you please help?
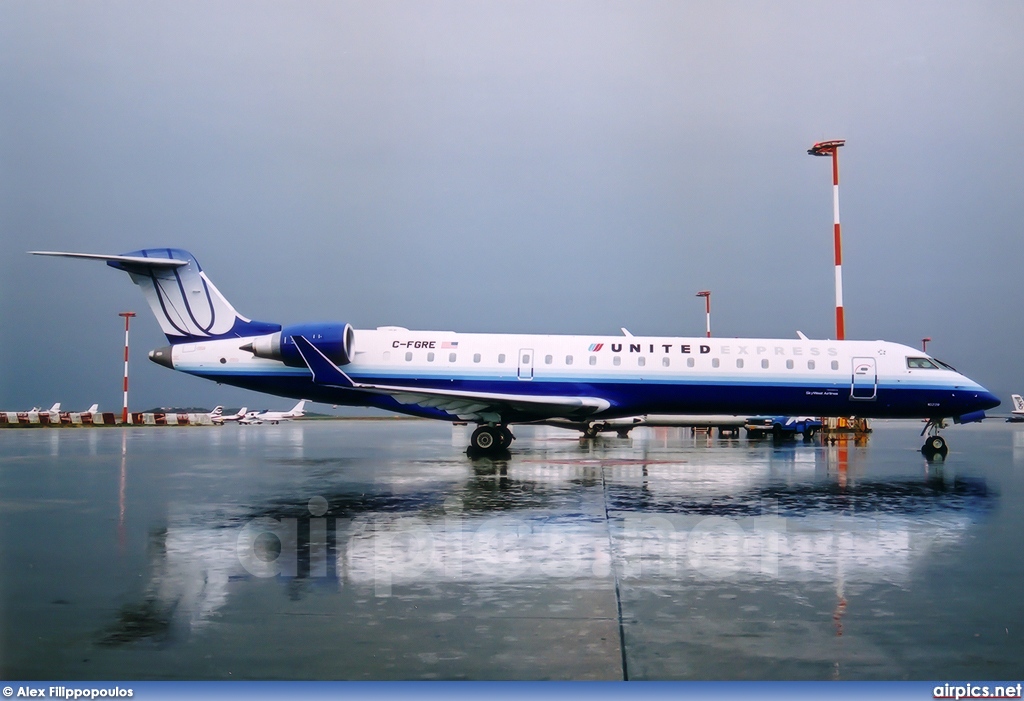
[31,249,281,343]
[108,249,281,343]
[1012,394,1024,415]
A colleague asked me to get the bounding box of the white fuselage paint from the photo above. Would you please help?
[164,328,985,421]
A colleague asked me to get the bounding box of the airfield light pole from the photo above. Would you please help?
[808,139,847,341]
[922,337,931,353]
[696,290,711,337]
[119,312,136,425]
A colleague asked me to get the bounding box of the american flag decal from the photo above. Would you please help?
[588,343,603,352]
[442,341,459,349]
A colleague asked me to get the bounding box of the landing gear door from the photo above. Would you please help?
[517,348,534,380]
[851,357,877,400]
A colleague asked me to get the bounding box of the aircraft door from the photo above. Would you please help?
[850,357,877,400]
[518,348,534,380]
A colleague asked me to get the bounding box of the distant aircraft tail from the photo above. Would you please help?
[291,399,307,416]
[1013,394,1024,414]
[31,249,281,344]
[48,403,60,413]
[85,404,98,414]
[209,406,224,417]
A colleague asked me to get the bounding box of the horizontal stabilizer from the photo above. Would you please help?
[30,251,188,268]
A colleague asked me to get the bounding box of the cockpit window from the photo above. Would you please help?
[934,358,958,372]
[907,357,939,369]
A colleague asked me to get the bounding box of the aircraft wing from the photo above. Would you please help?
[293,336,610,422]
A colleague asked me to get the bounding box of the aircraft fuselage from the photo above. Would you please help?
[154,329,997,424]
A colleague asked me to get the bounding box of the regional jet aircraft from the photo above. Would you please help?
[254,400,307,424]
[208,406,248,425]
[31,248,1000,457]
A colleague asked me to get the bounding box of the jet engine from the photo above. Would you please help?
[241,323,355,367]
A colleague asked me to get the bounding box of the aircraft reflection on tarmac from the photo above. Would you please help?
[99,441,994,645]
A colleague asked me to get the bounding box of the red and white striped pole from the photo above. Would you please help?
[696,290,711,337]
[119,312,136,424]
[808,140,846,341]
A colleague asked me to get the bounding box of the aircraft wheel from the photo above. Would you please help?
[921,435,948,458]
[498,426,514,448]
[471,426,500,452]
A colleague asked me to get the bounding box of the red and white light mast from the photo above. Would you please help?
[119,311,136,424]
[808,139,847,340]
[696,290,711,337]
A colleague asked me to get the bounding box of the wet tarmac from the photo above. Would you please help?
[1,419,1023,680]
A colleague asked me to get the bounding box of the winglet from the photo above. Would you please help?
[293,336,356,388]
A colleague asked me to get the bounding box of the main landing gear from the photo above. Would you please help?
[921,419,949,459]
[467,424,514,458]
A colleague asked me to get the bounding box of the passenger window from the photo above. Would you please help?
[687,357,695,368]
[405,352,412,362]
[449,353,456,362]
[498,354,506,363]
[522,354,530,364]
[762,359,769,369]
[589,356,597,366]
[427,352,435,362]
[831,360,839,370]
[807,359,815,370]
[383,351,391,362]
[613,356,621,366]
[638,357,646,367]
[545,355,553,365]
[473,353,481,363]
[786,359,793,369]
[712,358,720,368]
[736,359,744,368]
[566,355,573,365]
[662,357,670,367]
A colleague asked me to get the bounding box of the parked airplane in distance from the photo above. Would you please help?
[33,403,61,421]
[1008,394,1024,423]
[209,406,248,425]
[255,400,307,424]
[81,404,99,416]
[238,411,264,425]
[32,248,1000,458]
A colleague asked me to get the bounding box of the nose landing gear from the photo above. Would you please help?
[921,419,949,459]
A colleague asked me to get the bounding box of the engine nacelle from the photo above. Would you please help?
[244,323,355,367]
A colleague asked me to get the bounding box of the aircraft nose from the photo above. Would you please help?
[979,390,1001,411]
[963,387,1001,413]
[148,346,174,369]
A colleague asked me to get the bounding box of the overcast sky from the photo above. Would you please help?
[2,1,1022,412]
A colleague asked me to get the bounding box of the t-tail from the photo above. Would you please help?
[30,249,281,343]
